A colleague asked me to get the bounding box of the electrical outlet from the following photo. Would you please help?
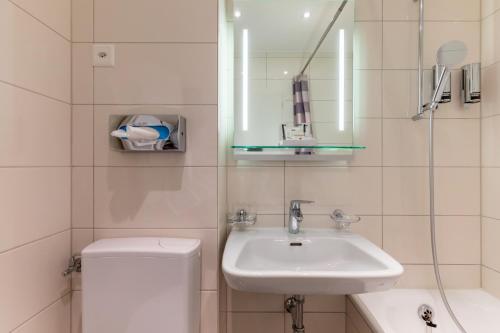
[93,44,115,67]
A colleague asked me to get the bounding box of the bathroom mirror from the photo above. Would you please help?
[228,0,358,160]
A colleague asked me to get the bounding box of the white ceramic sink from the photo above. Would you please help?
[222,228,403,295]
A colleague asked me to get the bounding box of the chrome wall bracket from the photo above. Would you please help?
[462,63,481,104]
[227,209,257,227]
[63,255,82,276]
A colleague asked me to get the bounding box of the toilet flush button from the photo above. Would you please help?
[93,44,115,67]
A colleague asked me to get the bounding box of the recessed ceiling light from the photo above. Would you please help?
[234,10,241,18]
[303,11,311,19]
[284,71,289,75]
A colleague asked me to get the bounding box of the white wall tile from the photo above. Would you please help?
[10,0,71,40]
[382,119,428,166]
[355,0,382,21]
[482,14,496,67]
[397,265,480,289]
[94,0,217,43]
[0,168,70,252]
[482,168,500,219]
[383,0,419,21]
[482,64,500,118]
[94,167,217,229]
[473,116,500,167]
[94,43,217,105]
[72,105,93,166]
[285,167,382,215]
[228,167,285,214]
[481,11,500,67]
[482,0,500,18]
[346,299,373,333]
[0,232,71,332]
[72,0,93,42]
[383,22,418,70]
[201,291,218,333]
[354,22,382,70]
[423,22,480,70]
[482,217,500,272]
[227,289,284,312]
[351,118,382,167]
[0,82,70,166]
[383,216,480,264]
[423,119,480,167]
[384,21,479,70]
[12,295,71,333]
[72,167,93,229]
[71,291,82,333]
[354,70,382,118]
[303,295,346,313]
[382,70,417,118]
[385,0,479,21]
[383,167,479,215]
[0,1,70,102]
[483,266,500,299]
[72,44,93,105]
[227,313,285,333]
[425,0,480,21]
[248,214,284,228]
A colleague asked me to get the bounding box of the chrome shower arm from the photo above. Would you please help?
[299,0,348,75]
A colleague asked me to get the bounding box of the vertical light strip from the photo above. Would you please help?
[242,29,249,131]
[338,29,345,131]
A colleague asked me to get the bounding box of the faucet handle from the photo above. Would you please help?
[290,200,314,209]
[330,209,361,230]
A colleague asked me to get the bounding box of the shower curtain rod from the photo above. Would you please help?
[299,0,349,75]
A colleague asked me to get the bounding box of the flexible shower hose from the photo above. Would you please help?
[428,110,467,333]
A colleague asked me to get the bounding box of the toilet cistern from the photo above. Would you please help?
[288,200,313,234]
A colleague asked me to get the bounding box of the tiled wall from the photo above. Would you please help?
[70,0,221,332]
[0,0,71,332]
[481,0,500,299]
[223,1,481,332]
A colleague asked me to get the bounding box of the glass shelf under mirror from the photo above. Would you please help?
[231,145,366,161]
[231,145,366,150]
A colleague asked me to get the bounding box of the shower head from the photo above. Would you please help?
[413,40,468,121]
[427,41,467,110]
[436,40,468,67]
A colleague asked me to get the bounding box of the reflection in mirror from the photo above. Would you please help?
[229,0,355,151]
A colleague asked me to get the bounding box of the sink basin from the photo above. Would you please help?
[222,228,404,295]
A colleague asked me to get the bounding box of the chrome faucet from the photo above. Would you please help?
[288,200,313,234]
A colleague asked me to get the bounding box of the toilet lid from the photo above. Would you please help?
[82,237,201,258]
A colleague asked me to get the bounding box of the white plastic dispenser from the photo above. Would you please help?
[82,237,201,333]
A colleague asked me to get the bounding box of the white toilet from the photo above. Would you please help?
[82,237,201,333]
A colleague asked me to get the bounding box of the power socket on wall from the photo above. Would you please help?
[93,44,115,67]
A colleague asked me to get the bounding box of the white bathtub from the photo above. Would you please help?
[348,289,500,333]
